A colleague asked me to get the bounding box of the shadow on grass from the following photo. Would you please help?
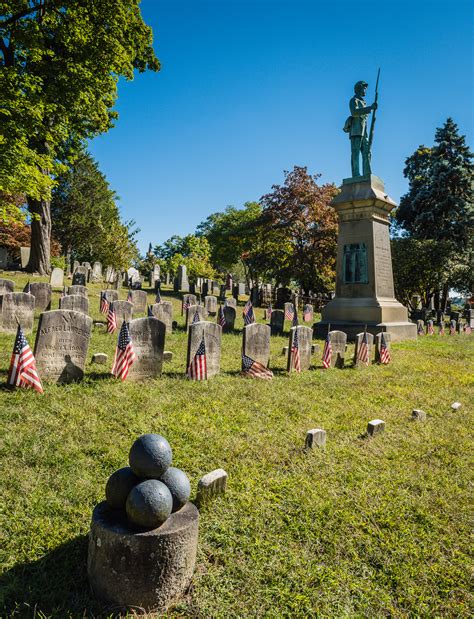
[0,535,103,617]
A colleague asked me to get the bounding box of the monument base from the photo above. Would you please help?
[88,501,199,613]
[313,320,417,342]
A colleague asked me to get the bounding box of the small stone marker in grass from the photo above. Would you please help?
[305,429,326,449]
[68,284,88,297]
[92,353,108,364]
[196,469,228,506]
[0,292,35,333]
[27,282,52,311]
[129,289,147,314]
[412,409,426,421]
[367,419,385,436]
[60,294,89,315]
[451,402,461,410]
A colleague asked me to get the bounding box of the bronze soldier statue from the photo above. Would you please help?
[343,79,378,177]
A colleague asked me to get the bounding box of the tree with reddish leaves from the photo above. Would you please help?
[258,166,338,294]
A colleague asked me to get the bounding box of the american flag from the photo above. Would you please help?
[465,323,472,335]
[100,292,109,314]
[449,321,456,335]
[426,320,434,335]
[357,331,370,366]
[187,335,207,380]
[155,290,162,304]
[284,303,295,321]
[191,308,201,325]
[182,295,190,311]
[111,321,136,381]
[243,300,255,325]
[127,289,133,303]
[7,325,43,393]
[241,353,273,379]
[303,305,312,322]
[107,302,117,333]
[417,321,425,336]
[438,322,445,335]
[218,305,226,327]
[379,332,391,364]
[290,326,301,373]
[322,331,332,369]
[266,303,272,319]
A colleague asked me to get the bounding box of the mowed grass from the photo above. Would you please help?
[0,273,473,618]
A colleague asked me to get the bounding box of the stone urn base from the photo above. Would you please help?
[87,501,199,613]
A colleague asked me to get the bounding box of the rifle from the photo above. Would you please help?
[368,68,380,154]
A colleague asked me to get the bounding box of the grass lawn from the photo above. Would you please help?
[0,272,473,617]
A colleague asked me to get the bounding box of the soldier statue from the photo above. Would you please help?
[343,78,378,178]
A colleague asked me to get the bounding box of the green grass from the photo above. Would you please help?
[0,272,473,617]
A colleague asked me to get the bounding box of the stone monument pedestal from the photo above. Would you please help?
[314,175,416,342]
[88,501,199,612]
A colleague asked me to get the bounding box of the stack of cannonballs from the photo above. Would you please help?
[105,433,191,529]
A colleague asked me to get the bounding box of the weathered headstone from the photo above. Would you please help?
[68,284,88,297]
[182,294,197,315]
[238,283,246,296]
[126,317,166,380]
[222,306,236,332]
[303,304,314,323]
[104,266,115,283]
[226,274,233,290]
[73,260,80,273]
[287,325,312,372]
[113,272,121,290]
[50,267,64,288]
[82,262,92,281]
[328,330,346,368]
[375,332,391,363]
[186,305,207,331]
[187,321,221,378]
[27,282,52,311]
[196,469,227,506]
[127,267,141,288]
[205,295,218,316]
[34,310,92,383]
[242,323,270,367]
[270,309,284,335]
[0,278,15,296]
[201,280,209,297]
[150,301,173,334]
[224,297,237,309]
[305,429,326,449]
[353,332,374,366]
[60,294,89,315]
[20,247,30,269]
[284,302,295,322]
[112,300,133,324]
[0,292,35,333]
[175,264,189,292]
[72,266,88,286]
[91,262,103,282]
[0,247,9,269]
[129,290,147,314]
[101,290,119,304]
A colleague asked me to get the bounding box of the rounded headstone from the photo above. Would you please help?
[129,433,172,478]
[105,467,140,510]
[126,479,173,528]
[160,467,191,512]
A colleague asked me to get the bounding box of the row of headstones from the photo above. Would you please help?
[417,318,472,333]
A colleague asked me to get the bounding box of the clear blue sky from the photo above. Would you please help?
[89,0,473,254]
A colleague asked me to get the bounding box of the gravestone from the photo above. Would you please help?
[242,323,270,367]
[0,292,35,333]
[126,317,166,380]
[182,294,197,315]
[129,290,147,314]
[72,266,88,286]
[226,274,233,290]
[0,278,15,296]
[287,325,313,372]
[205,295,218,316]
[176,265,189,293]
[82,262,92,279]
[68,285,88,297]
[201,281,209,297]
[303,304,314,323]
[270,309,284,335]
[34,309,92,383]
[284,302,295,322]
[149,264,160,288]
[50,267,64,288]
[73,260,80,273]
[27,282,52,311]
[0,247,8,269]
[127,267,140,287]
[328,330,347,368]
[222,306,236,332]
[92,262,103,282]
[187,321,221,378]
[20,247,30,269]
[113,272,121,290]
[150,301,173,334]
[238,283,246,296]
[101,290,119,304]
[186,305,207,331]
[112,300,133,324]
[196,469,227,506]
[353,332,374,367]
[104,266,115,283]
[224,297,236,309]
[60,294,89,315]
[375,332,392,363]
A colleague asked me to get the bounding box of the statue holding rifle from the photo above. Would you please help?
[343,69,380,177]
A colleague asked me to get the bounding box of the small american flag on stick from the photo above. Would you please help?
[379,332,391,365]
[417,321,424,336]
[100,292,109,314]
[8,325,43,393]
[266,303,272,319]
[284,304,295,322]
[426,320,434,335]
[290,326,301,373]
[464,323,472,335]
[127,289,133,303]
[218,305,226,328]
[439,322,445,336]
[322,330,332,369]
[356,330,370,366]
[449,321,456,336]
[107,302,117,333]
[241,354,273,380]
[243,300,255,325]
[111,321,136,381]
[187,335,207,380]
[191,308,200,325]
[303,305,312,322]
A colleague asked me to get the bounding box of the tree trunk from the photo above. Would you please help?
[27,196,51,275]
[441,282,449,312]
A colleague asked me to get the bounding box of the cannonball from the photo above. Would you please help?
[160,467,191,512]
[129,434,172,478]
[105,467,140,510]
[126,479,173,528]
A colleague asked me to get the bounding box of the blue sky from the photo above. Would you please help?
[89,0,473,254]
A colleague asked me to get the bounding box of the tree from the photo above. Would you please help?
[51,150,139,270]
[258,166,338,294]
[0,1,159,274]
[154,234,215,281]
[395,118,473,308]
